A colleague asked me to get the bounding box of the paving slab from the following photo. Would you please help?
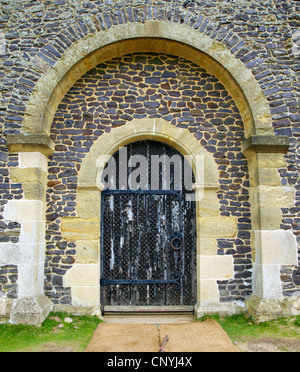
[85,323,159,352]
[85,318,237,352]
[157,320,237,352]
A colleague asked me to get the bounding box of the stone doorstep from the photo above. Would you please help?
[103,314,194,324]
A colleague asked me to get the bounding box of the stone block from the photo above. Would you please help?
[19,221,46,246]
[18,261,46,297]
[0,243,20,265]
[10,295,52,326]
[4,200,44,222]
[78,154,98,188]
[23,183,46,201]
[251,207,283,230]
[0,297,7,316]
[252,262,282,300]
[75,240,100,264]
[198,255,234,280]
[247,152,287,187]
[19,152,48,172]
[10,167,47,186]
[6,134,55,157]
[255,153,287,168]
[77,189,101,218]
[255,229,298,266]
[246,295,283,323]
[250,168,281,187]
[197,238,218,256]
[197,279,219,305]
[198,217,238,238]
[242,135,290,157]
[63,264,100,287]
[197,189,219,217]
[61,217,100,240]
[71,286,100,307]
[250,185,295,209]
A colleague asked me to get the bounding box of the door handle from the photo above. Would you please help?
[170,232,183,250]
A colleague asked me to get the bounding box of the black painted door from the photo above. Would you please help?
[100,141,196,308]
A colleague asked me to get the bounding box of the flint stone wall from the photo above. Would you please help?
[0,0,299,317]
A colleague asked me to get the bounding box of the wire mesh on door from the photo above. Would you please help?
[100,141,196,308]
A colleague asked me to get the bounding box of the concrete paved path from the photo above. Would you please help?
[85,318,237,352]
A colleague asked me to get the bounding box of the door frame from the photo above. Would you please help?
[63,118,237,317]
[99,140,197,310]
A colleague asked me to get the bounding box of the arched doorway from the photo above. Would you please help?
[100,140,197,312]
[63,117,234,318]
[2,14,296,325]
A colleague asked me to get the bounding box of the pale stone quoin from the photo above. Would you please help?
[0,32,6,56]
[0,0,299,325]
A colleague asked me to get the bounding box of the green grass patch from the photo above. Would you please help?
[2,312,300,352]
[294,315,300,327]
[0,312,101,352]
[197,313,300,343]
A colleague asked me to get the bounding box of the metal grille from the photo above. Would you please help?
[100,141,196,308]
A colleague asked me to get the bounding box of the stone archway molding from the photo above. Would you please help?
[61,119,297,321]
[77,118,218,189]
[22,21,273,139]
[61,118,238,316]
[4,21,297,324]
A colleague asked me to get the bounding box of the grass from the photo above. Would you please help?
[0,312,101,352]
[198,313,300,344]
[1,312,300,352]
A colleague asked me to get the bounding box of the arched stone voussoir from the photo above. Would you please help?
[23,21,272,139]
[77,118,219,191]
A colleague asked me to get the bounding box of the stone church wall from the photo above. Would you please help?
[0,0,299,323]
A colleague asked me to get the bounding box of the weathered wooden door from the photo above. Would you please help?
[100,141,196,310]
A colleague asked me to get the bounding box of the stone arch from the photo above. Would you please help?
[62,118,237,315]
[23,21,272,139]
[3,8,297,325]
[77,118,218,190]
